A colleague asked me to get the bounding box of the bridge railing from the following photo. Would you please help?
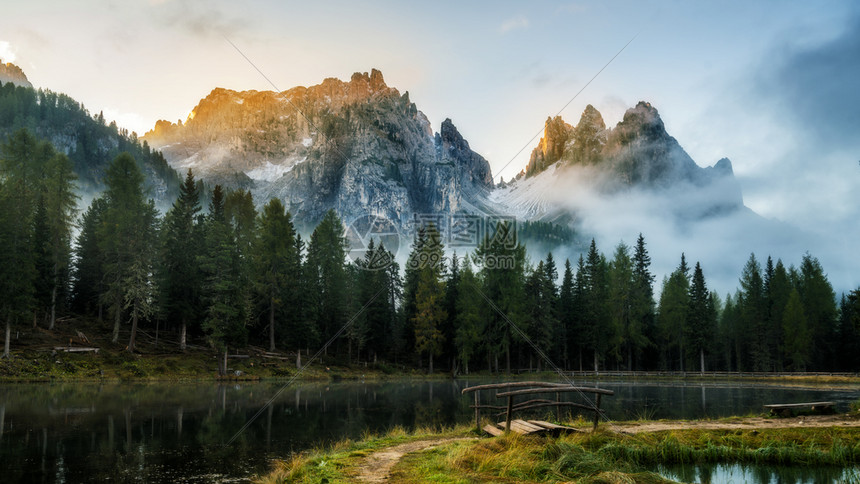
[462,381,614,433]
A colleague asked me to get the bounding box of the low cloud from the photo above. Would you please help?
[0,40,17,63]
[506,164,857,296]
[153,0,249,40]
[499,15,529,34]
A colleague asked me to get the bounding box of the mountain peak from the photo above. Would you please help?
[525,115,572,177]
[0,60,32,88]
[617,101,665,138]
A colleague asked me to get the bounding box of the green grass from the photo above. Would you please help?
[257,422,860,484]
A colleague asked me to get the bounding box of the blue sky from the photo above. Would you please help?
[2,0,859,289]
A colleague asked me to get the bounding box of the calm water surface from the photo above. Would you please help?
[1,379,857,483]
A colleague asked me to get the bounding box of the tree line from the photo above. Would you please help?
[2,129,858,374]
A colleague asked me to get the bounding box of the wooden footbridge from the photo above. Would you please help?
[462,381,614,436]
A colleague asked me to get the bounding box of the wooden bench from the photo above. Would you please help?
[763,401,836,417]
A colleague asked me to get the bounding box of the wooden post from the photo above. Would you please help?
[474,391,480,431]
[592,394,602,430]
[556,392,561,422]
[505,395,513,433]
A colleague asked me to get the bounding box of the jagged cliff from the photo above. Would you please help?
[497,102,744,222]
[0,61,32,88]
[144,69,494,229]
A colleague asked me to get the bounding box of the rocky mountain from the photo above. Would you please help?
[0,60,32,88]
[497,102,744,223]
[144,69,494,230]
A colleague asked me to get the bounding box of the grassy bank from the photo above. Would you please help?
[259,420,860,483]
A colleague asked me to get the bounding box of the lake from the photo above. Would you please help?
[1,379,858,483]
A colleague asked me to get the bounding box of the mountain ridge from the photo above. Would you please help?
[144,69,495,230]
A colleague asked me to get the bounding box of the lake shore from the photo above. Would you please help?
[258,413,860,483]
[3,338,860,385]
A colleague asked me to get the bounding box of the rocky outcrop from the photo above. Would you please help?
[0,61,32,88]
[144,69,494,229]
[498,101,745,223]
[525,116,572,177]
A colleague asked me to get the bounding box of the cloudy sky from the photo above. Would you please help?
[2,0,858,291]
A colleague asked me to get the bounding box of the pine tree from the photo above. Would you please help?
[474,220,526,374]
[41,152,78,329]
[305,209,349,352]
[657,254,690,370]
[631,234,655,369]
[200,186,248,374]
[411,223,446,372]
[571,255,588,371]
[72,198,108,318]
[686,262,715,374]
[442,252,461,371]
[583,239,610,372]
[766,259,791,370]
[558,259,575,369]
[739,253,769,371]
[455,258,483,374]
[99,152,158,352]
[0,130,43,357]
[797,253,837,369]
[255,198,296,352]
[161,169,203,350]
[782,288,809,371]
[837,290,860,371]
[608,242,635,370]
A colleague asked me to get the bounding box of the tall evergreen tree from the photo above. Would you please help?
[255,198,296,352]
[558,258,575,369]
[455,257,483,374]
[631,234,656,369]
[41,152,78,329]
[411,223,447,372]
[686,262,715,374]
[739,253,769,370]
[608,242,636,370]
[99,152,158,351]
[72,198,108,318]
[766,259,791,369]
[474,220,526,374]
[305,209,349,352]
[782,288,809,371]
[797,253,837,369]
[161,169,203,350]
[0,130,44,356]
[200,185,248,374]
[442,252,461,371]
[583,239,610,372]
[657,254,691,370]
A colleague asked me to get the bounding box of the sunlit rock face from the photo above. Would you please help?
[497,102,745,225]
[144,69,494,230]
[0,61,32,88]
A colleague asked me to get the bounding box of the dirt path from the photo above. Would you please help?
[355,438,475,482]
[610,414,860,433]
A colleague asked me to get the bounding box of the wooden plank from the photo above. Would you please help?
[54,347,99,353]
[462,382,574,394]
[495,387,614,398]
[511,420,545,434]
[527,420,567,430]
[763,401,834,409]
[483,424,504,437]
